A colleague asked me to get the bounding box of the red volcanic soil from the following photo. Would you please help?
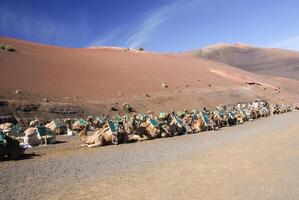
[1,37,299,118]
[189,43,299,80]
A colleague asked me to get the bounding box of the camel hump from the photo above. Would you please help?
[24,127,38,136]
[100,127,109,134]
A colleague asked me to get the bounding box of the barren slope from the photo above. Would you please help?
[0,37,299,118]
[190,43,299,80]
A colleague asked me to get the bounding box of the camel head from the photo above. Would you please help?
[123,120,134,135]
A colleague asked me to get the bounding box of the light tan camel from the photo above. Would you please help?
[23,127,56,146]
[191,116,205,132]
[45,120,67,135]
[0,123,13,133]
[138,121,161,140]
[236,110,247,124]
[79,126,124,148]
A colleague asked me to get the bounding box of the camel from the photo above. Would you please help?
[190,114,205,132]
[29,119,40,127]
[169,115,190,135]
[0,132,22,160]
[236,110,247,124]
[198,112,217,131]
[157,113,173,137]
[72,119,89,131]
[211,111,227,128]
[182,114,194,133]
[137,120,161,140]
[79,127,105,147]
[23,127,56,146]
[224,111,237,126]
[0,123,13,133]
[63,118,73,129]
[122,119,142,142]
[45,119,67,135]
[0,122,21,138]
[79,123,127,148]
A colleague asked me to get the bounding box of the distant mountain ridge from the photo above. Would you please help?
[190,43,299,80]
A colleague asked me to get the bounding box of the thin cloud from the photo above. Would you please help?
[270,36,299,51]
[126,0,205,48]
[89,0,206,49]
[126,2,178,48]
[0,6,65,42]
[90,28,123,47]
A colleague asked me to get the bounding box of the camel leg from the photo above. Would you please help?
[87,143,102,148]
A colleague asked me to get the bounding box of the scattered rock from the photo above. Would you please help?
[110,107,118,111]
[118,91,123,97]
[185,83,191,88]
[245,82,262,86]
[15,89,22,94]
[5,45,16,52]
[146,93,151,97]
[161,82,168,88]
[208,84,212,87]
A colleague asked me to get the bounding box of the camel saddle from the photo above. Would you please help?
[173,116,184,128]
[54,119,65,128]
[0,131,6,144]
[201,112,210,125]
[37,127,48,137]
[228,112,236,119]
[78,119,89,126]
[159,112,167,119]
[148,118,159,128]
[108,122,118,135]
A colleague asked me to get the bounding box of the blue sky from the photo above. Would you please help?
[1,0,299,52]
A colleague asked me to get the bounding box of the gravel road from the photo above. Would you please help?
[1,111,299,200]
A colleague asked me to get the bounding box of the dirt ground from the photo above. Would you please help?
[1,111,299,200]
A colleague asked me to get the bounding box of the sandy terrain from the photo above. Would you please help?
[1,37,299,120]
[1,111,298,200]
[190,43,299,80]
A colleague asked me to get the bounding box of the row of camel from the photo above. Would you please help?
[0,101,295,148]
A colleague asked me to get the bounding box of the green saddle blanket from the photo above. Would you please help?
[78,119,89,126]
[159,112,166,119]
[113,115,123,123]
[229,112,235,119]
[108,122,118,134]
[0,132,6,143]
[54,119,65,128]
[192,114,198,120]
[174,116,184,128]
[201,112,209,124]
[148,118,159,128]
[37,127,48,137]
